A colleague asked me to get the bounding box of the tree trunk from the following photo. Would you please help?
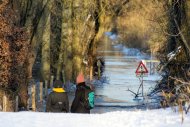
[63,0,74,82]
[167,0,190,60]
[41,0,53,82]
[14,0,45,109]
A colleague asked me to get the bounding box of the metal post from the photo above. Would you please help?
[142,76,144,99]
[150,50,152,75]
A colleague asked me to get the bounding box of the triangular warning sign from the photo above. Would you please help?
[135,61,148,74]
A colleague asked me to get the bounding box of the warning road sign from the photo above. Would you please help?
[135,61,148,77]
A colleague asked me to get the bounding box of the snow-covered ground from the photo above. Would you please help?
[1,108,189,127]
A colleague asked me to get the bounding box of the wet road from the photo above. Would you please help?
[91,44,160,113]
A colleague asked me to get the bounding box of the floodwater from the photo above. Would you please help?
[91,44,161,113]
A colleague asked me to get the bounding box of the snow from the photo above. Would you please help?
[167,46,182,61]
[143,74,161,81]
[113,44,150,59]
[105,32,117,40]
[0,108,190,127]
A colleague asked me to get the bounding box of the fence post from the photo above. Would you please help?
[27,84,31,110]
[50,76,54,89]
[90,66,93,81]
[3,93,7,112]
[15,96,18,112]
[62,70,66,85]
[45,80,48,98]
[97,60,101,79]
[32,84,36,111]
[39,82,43,103]
[153,63,156,74]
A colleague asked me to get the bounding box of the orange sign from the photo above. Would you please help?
[135,61,148,76]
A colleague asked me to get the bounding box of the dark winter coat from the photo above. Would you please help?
[46,88,69,113]
[71,83,91,113]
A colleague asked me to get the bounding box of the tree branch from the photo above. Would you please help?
[174,18,190,55]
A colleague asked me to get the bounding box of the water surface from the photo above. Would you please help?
[92,45,160,113]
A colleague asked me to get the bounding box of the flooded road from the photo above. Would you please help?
[91,44,160,113]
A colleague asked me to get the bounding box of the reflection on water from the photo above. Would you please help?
[92,45,160,113]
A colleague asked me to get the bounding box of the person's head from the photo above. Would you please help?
[76,73,85,85]
[53,80,63,88]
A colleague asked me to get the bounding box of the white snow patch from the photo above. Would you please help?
[143,74,161,81]
[0,108,190,127]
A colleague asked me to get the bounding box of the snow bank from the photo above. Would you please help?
[0,108,189,127]
[113,44,150,59]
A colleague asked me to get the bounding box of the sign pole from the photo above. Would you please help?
[126,61,149,99]
[135,61,148,99]
[142,75,144,99]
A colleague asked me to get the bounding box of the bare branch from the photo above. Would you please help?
[174,18,190,54]
[169,76,190,86]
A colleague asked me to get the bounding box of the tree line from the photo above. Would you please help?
[0,0,128,111]
[1,0,190,113]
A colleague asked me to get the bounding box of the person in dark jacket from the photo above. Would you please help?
[46,80,69,113]
[71,73,92,113]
